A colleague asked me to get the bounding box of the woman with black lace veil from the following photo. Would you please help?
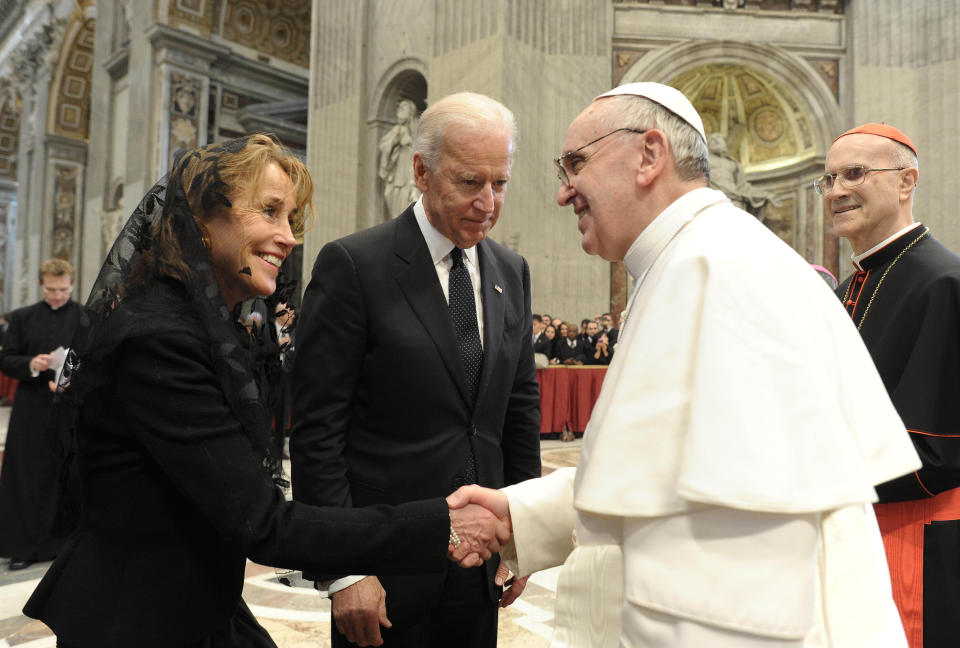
[22,135,504,648]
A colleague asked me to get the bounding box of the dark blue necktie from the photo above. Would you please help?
[448,247,482,483]
[448,248,483,402]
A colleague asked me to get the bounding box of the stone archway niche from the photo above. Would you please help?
[369,60,428,223]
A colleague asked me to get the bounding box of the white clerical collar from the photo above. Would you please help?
[623,187,726,280]
[414,197,479,267]
[851,222,922,271]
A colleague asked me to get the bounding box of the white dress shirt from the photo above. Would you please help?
[413,198,484,347]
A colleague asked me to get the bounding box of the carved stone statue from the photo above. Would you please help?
[378,99,420,218]
[708,133,778,219]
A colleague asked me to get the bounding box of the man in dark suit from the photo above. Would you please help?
[290,92,541,648]
[555,321,585,365]
[532,314,552,356]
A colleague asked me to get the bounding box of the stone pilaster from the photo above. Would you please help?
[304,0,369,261]
[7,3,69,307]
[850,0,960,254]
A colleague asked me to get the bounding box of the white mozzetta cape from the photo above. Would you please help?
[575,188,918,516]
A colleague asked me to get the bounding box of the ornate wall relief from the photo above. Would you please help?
[168,0,217,38]
[670,63,815,170]
[167,71,203,169]
[0,98,19,180]
[52,163,81,262]
[50,17,95,140]
[805,57,839,101]
[222,0,310,67]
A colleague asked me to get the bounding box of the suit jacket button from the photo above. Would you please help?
[470,424,478,437]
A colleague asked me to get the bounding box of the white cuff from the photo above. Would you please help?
[326,575,368,598]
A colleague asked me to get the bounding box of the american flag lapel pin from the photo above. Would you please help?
[495,284,503,293]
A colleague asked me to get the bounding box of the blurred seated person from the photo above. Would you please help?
[556,321,585,365]
[531,314,549,369]
[586,332,613,366]
[534,318,553,357]
[577,318,590,343]
[541,324,557,363]
[601,312,619,348]
[580,320,600,360]
[551,321,568,362]
[531,314,544,345]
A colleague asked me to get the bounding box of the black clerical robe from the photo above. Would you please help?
[0,299,80,561]
[837,225,960,648]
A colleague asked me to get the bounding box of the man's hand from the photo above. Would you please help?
[446,485,512,566]
[331,576,391,647]
[495,562,529,608]
[30,353,52,374]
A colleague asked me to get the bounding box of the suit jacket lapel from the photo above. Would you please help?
[393,209,473,406]
[476,240,504,405]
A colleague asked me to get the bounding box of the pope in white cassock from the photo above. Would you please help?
[449,83,921,647]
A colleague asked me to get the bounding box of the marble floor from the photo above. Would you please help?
[0,409,580,647]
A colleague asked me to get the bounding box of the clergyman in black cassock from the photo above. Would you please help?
[0,261,80,568]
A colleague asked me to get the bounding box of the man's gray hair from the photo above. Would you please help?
[891,140,919,172]
[598,94,709,182]
[891,140,919,198]
[414,92,518,170]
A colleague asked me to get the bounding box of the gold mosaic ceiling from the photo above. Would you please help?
[669,64,816,172]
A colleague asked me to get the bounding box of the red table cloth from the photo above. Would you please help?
[536,366,607,434]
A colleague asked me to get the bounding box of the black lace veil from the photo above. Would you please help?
[59,135,296,484]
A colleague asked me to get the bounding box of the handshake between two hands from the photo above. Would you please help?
[445,484,527,605]
[330,485,527,647]
[446,484,511,568]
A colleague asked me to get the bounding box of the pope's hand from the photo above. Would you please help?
[496,562,529,608]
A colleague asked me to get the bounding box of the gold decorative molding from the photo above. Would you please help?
[0,98,19,180]
[51,18,95,141]
[53,164,81,263]
[669,63,815,172]
[222,0,310,68]
[612,50,645,86]
[169,0,216,38]
[805,57,839,101]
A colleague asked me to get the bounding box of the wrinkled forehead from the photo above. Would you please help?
[826,133,895,170]
[441,123,513,166]
[563,102,612,151]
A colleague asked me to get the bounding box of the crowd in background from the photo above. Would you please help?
[531,311,618,367]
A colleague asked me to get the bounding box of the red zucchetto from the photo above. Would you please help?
[834,122,917,157]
